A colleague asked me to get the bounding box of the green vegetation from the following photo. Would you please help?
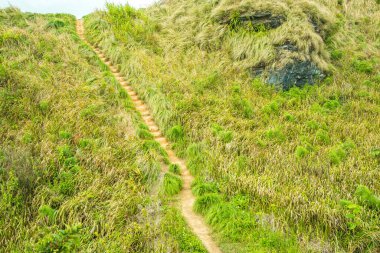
[1,0,380,251]
[355,185,380,210]
[0,8,205,252]
[192,179,299,252]
[84,1,380,252]
[169,163,181,175]
[162,173,183,196]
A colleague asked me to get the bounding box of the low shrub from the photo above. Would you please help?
[284,112,295,122]
[59,131,72,140]
[193,71,222,92]
[329,140,355,165]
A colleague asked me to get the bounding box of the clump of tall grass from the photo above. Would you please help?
[167,125,184,141]
[136,128,153,139]
[46,19,66,29]
[142,140,170,164]
[169,163,181,174]
[162,173,183,196]
[194,193,222,215]
[192,179,219,196]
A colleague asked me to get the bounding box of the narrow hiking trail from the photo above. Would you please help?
[76,20,222,253]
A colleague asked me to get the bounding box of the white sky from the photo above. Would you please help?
[0,0,158,18]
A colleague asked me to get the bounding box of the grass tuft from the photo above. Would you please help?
[352,59,374,74]
[162,173,183,196]
[295,146,309,158]
[46,19,66,29]
[192,180,219,196]
[167,125,184,141]
[194,193,222,215]
[169,163,181,175]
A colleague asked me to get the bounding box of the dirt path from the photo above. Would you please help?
[76,20,222,253]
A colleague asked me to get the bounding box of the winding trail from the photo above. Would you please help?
[76,20,221,253]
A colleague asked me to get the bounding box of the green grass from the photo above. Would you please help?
[355,185,380,210]
[84,1,380,251]
[193,193,222,215]
[202,193,299,252]
[192,180,219,197]
[0,7,206,252]
[167,125,185,141]
[162,173,183,196]
[161,207,207,253]
[169,163,181,174]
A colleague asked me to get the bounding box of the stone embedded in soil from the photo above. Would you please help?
[238,11,286,29]
[266,60,325,90]
[250,62,266,76]
[221,11,286,30]
[275,41,298,52]
[249,40,324,90]
[308,16,329,38]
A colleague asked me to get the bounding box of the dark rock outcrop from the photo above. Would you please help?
[250,62,266,76]
[250,41,325,90]
[275,41,298,52]
[309,16,322,34]
[308,16,330,38]
[217,9,326,90]
[266,60,325,90]
[221,11,286,30]
[237,12,286,30]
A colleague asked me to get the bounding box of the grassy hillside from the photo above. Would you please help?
[84,1,380,252]
[0,8,206,252]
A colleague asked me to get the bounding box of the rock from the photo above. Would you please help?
[250,62,266,76]
[308,16,329,38]
[238,12,285,29]
[222,11,286,30]
[276,41,298,52]
[217,10,325,90]
[309,16,322,34]
[249,41,325,90]
[266,60,325,90]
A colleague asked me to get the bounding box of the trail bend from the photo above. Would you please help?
[76,20,222,253]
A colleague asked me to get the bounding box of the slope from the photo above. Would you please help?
[0,7,206,252]
[77,19,221,253]
[84,1,380,252]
